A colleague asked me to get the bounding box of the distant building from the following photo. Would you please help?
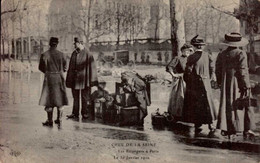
[48,0,171,56]
[11,36,48,60]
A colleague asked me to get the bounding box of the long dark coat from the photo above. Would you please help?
[182,50,217,124]
[216,47,253,133]
[66,48,98,89]
[166,56,187,118]
[39,48,68,107]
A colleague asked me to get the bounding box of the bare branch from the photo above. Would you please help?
[1,0,27,16]
[1,1,20,15]
[211,5,235,17]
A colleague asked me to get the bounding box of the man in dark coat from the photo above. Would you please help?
[66,37,98,119]
[182,35,217,135]
[216,33,257,138]
[39,37,68,126]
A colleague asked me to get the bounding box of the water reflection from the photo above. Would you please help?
[82,127,149,141]
[1,71,260,161]
[0,72,43,105]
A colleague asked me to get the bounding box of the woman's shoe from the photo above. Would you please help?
[66,114,79,119]
[243,130,259,140]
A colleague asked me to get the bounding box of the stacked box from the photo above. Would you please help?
[118,106,140,126]
[151,112,166,125]
[115,93,138,107]
[103,108,118,123]
[114,82,141,125]
[115,82,139,106]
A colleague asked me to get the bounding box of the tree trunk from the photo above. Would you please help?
[116,9,120,47]
[204,8,208,42]
[2,39,5,58]
[27,11,31,63]
[14,39,17,60]
[169,0,186,57]
[28,36,31,63]
[8,40,11,58]
[216,13,222,43]
[0,39,1,71]
[86,0,92,44]
[195,9,199,35]
[211,11,215,44]
[19,16,23,62]
[248,25,256,72]
[12,0,16,61]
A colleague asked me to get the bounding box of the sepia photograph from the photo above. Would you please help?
[0,0,260,162]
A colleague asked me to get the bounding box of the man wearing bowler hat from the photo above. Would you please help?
[66,37,98,119]
[216,32,258,138]
[39,37,68,126]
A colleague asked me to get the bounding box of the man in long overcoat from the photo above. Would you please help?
[66,37,98,119]
[39,37,68,126]
[216,32,257,137]
[182,35,217,134]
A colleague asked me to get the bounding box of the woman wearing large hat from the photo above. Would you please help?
[216,32,258,138]
[182,35,217,136]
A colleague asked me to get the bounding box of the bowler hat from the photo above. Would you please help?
[190,35,206,46]
[49,37,59,45]
[221,32,248,47]
[74,37,84,44]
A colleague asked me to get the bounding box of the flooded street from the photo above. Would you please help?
[0,69,260,163]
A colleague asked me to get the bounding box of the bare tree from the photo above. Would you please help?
[169,0,186,57]
[211,0,260,71]
[1,0,27,16]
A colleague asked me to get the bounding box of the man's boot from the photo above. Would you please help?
[54,109,63,124]
[42,111,53,127]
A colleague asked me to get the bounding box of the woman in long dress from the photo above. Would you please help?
[166,44,193,121]
[182,35,217,134]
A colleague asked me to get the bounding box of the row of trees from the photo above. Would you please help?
[183,0,239,43]
[2,0,259,60]
[1,0,49,61]
[73,0,168,45]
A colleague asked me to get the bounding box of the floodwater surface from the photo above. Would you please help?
[0,71,260,163]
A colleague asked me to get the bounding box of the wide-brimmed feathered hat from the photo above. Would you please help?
[190,35,206,46]
[49,37,59,45]
[221,32,248,47]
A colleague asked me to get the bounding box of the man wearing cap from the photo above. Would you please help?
[182,35,217,135]
[66,37,98,119]
[39,37,68,126]
[216,33,257,138]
